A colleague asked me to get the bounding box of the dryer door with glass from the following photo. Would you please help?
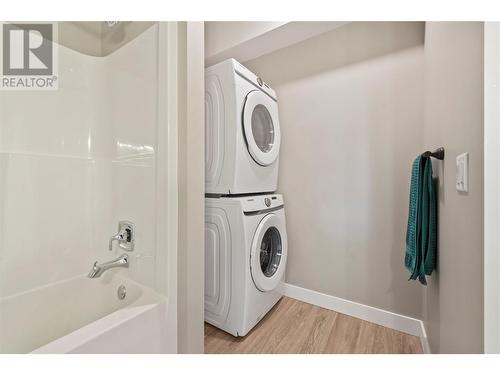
[250,213,288,292]
[242,90,281,166]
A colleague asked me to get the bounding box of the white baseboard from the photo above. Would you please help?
[281,283,430,353]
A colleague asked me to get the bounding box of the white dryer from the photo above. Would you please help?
[205,194,288,336]
[205,59,281,195]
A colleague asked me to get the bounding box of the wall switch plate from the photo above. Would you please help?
[456,152,469,192]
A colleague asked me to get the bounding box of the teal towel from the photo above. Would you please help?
[405,155,437,285]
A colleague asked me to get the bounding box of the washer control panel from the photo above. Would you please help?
[241,194,283,213]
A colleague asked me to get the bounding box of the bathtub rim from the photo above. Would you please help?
[31,298,167,354]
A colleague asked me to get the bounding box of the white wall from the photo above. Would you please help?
[422,22,484,354]
[106,24,161,289]
[247,22,426,318]
[0,42,107,297]
[0,25,163,297]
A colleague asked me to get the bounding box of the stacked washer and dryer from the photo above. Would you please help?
[204,59,288,337]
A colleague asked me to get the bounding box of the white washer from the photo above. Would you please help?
[205,59,281,195]
[205,194,288,336]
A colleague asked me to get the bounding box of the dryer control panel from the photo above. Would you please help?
[232,60,277,101]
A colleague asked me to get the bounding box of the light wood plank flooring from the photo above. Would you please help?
[205,297,423,354]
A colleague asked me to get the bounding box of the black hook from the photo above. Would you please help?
[422,147,445,160]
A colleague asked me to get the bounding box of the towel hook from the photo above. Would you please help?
[422,147,445,160]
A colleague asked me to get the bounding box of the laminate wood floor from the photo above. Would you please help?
[205,297,423,354]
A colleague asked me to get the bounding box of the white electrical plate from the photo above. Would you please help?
[456,152,469,192]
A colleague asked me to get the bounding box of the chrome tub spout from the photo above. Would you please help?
[88,254,129,278]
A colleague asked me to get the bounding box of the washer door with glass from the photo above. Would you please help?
[242,90,281,166]
[250,213,287,292]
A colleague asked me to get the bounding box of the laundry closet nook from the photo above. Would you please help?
[202,22,485,354]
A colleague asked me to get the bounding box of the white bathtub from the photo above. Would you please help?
[0,273,168,353]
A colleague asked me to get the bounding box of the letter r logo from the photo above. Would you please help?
[2,23,53,75]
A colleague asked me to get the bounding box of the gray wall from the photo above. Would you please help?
[58,22,155,56]
[58,22,102,56]
[101,22,156,56]
[422,22,484,354]
[247,22,426,318]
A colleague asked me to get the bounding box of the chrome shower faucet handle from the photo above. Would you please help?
[109,221,135,251]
